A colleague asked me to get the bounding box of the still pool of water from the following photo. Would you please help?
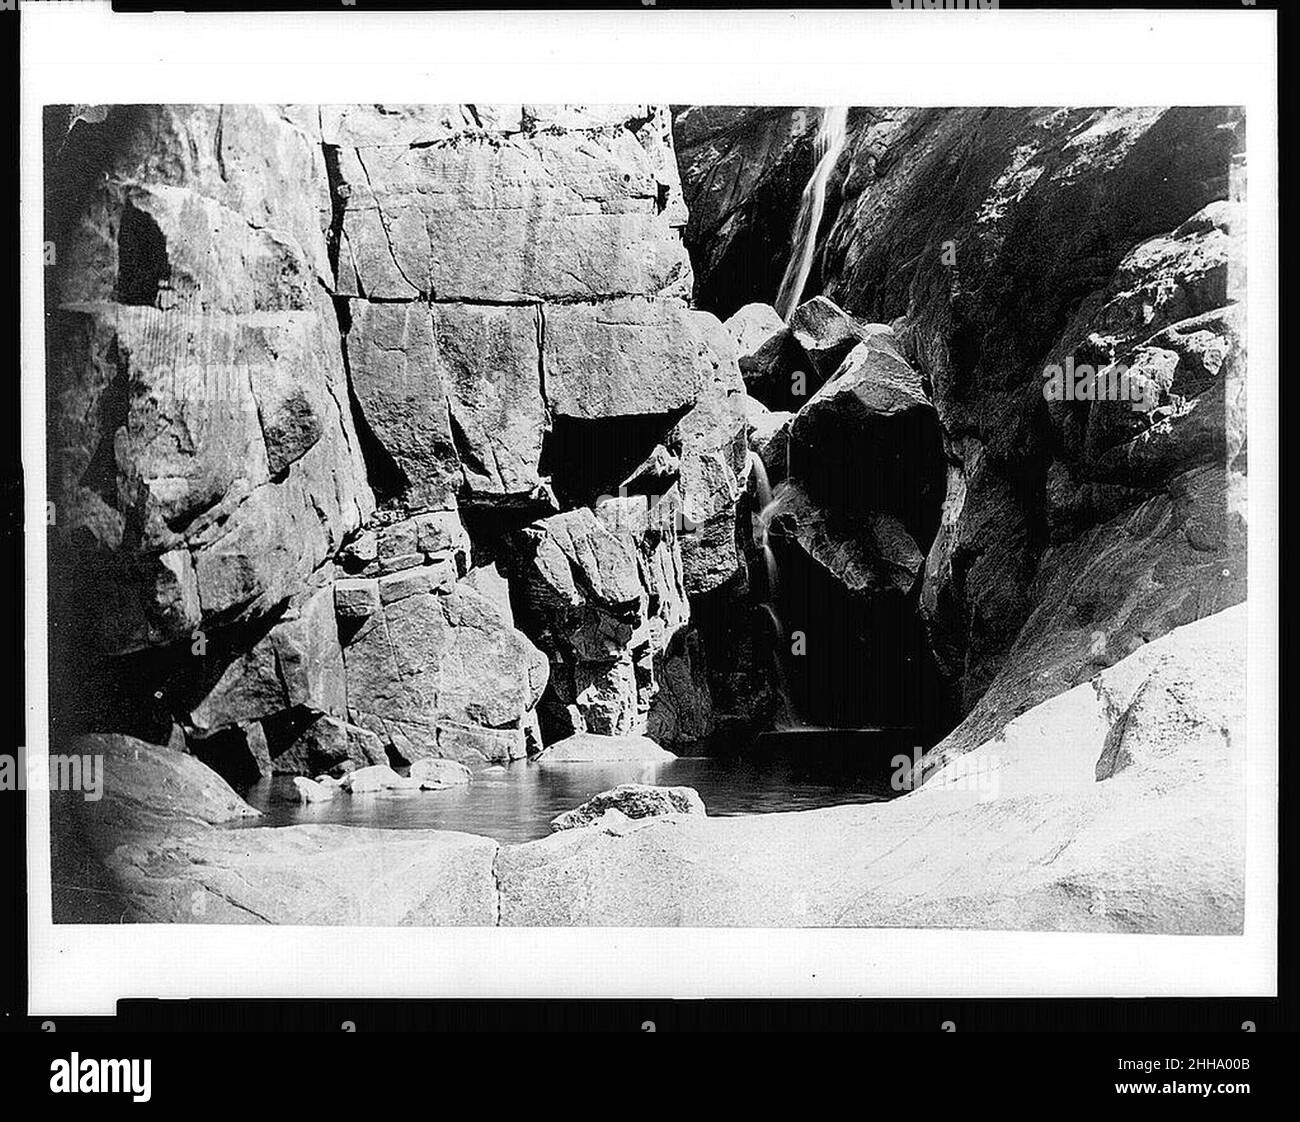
[239,734,913,845]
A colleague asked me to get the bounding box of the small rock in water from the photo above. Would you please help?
[292,776,337,804]
[341,764,404,793]
[383,775,423,792]
[410,757,474,789]
[551,783,706,831]
[537,733,676,764]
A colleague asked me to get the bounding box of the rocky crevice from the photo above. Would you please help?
[674,105,1247,754]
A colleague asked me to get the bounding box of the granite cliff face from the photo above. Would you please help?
[45,103,746,779]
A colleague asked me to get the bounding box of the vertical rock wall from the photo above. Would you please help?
[46,103,748,783]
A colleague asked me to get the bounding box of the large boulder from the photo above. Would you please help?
[54,733,260,849]
[551,784,705,831]
[267,712,388,777]
[764,479,923,600]
[183,585,346,733]
[723,301,803,410]
[409,757,474,789]
[342,576,549,767]
[341,301,462,510]
[787,295,873,382]
[724,301,786,357]
[786,328,944,544]
[544,298,704,420]
[437,303,548,498]
[291,777,337,804]
[505,501,689,740]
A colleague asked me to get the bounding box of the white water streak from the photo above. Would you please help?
[775,106,849,320]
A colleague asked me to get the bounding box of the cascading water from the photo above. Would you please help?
[746,452,803,729]
[774,106,849,321]
[747,450,779,595]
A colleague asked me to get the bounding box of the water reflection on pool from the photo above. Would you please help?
[239,746,905,845]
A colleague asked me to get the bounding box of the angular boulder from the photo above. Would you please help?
[185,585,346,734]
[544,297,704,419]
[788,295,874,382]
[343,300,461,510]
[434,302,547,500]
[724,303,805,411]
[787,330,944,542]
[764,479,924,599]
[743,397,794,486]
[724,302,787,358]
[343,579,549,765]
[506,495,692,740]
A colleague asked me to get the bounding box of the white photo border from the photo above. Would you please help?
[21,3,1280,1014]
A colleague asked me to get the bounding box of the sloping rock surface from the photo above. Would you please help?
[53,606,1244,932]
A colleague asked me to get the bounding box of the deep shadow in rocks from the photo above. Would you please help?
[332,295,410,505]
[539,408,687,508]
[769,531,954,738]
[114,202,171,307]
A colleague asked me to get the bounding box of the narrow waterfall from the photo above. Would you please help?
[774,106,849,320]
[747,452,803,729]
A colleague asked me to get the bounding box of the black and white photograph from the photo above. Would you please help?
[42,96,1253,934]
[7,2,1284,1051]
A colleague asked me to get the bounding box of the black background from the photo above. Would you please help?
[0,0,1291,1066]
